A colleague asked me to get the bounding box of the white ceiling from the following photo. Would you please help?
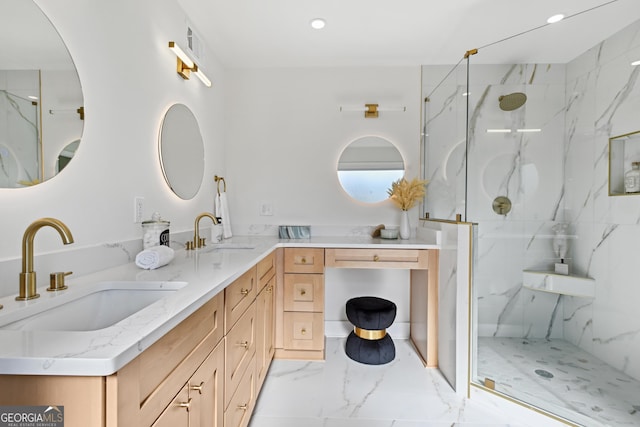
[177,0,640,68]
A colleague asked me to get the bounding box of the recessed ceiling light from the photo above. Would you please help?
[547,14,565,24]
[310,18,326,30]
[27,95,38,100]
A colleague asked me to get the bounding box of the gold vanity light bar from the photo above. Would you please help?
[168,41,211,87]
[339,104,406,118]
[192,64,212,87]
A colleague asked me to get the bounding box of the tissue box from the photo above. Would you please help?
[279,225,311,239]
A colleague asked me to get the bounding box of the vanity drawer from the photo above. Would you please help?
[283,312,324,351]
[256,250,276,292]
[284,248,324,273]
[224,354,256,427]
[225,267,257,332]
[325,248,430,269]
[283,273,324,312]
[225,301,256,407]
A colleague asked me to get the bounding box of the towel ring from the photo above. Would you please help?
[214,175,227,195]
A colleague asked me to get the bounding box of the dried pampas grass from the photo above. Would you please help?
[387,177,428,211]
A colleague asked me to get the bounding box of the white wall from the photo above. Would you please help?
[0,0,226,268]
[224,67,422,232]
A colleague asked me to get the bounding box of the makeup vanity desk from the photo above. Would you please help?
[274,237,439,368]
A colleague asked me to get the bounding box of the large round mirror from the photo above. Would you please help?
[0,0,84,188]
[337,136,405,203]
[159,104,205,199]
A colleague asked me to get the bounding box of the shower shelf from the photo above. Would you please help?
[522,270,595,298]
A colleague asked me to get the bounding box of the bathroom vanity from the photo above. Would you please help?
[0,236,441,427]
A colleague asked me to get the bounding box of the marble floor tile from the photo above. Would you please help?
[250,338,518,427]
[478,337,640,427]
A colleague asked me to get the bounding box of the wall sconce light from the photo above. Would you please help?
[168,41,212,87]
[339,103,406,118]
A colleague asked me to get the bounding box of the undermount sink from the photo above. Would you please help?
[0,281,186,332]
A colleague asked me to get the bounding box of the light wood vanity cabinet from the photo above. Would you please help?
[278,248,325,360]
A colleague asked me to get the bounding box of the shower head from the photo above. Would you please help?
[498,92,527,111]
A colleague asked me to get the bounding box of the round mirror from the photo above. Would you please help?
[0,0,84,188]
[337,136,405,203]
[159,104,205,199]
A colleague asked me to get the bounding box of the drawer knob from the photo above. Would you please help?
[238,340,249,348]
[178,398,192,412]
[301,328,307,335]
[266,286,273,293]
[238,404,248,411]
[190,381,205,394]
[373,255,380,262]
[300,289,306,296]
[240,288,250,296]
[301,257,307,264]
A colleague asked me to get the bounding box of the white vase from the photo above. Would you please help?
[399,210,410,239]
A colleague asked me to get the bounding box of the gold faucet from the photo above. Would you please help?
[187,212,219,250]
[17,218,74,301]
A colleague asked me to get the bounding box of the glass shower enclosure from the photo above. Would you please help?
[422,12,640,427]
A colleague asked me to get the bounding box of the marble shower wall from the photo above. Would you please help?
[0,70,40,187]
[563,19,640,381]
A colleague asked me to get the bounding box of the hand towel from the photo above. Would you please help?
[219,192,233,238]
[214,193,222,218]
[135,245,175,270]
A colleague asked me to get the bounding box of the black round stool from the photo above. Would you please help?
[345,296,396,365]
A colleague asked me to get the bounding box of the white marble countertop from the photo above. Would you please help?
[0,235,437,376]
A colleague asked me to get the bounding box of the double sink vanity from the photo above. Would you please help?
[0,234,440,427]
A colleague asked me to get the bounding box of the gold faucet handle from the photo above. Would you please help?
[48,271,72,292]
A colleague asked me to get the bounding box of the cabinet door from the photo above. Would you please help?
[256,275,276,392]
[284,248,324,273]
[224,356,256,427]
[283,273,324,312]
[225,301,256,407]
[225,267,257,332]
[283,312,324,351]
[257,250,276,292]
[189,340,225,427]
[151,385,189,427]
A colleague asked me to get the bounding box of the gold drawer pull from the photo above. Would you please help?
[240,288,249,296]
[238,340,249,348]
[190,381,205,394]
[300,289,306,296]
[301,257,307,264]
[373,255,380,262]
[301,328,307,335]
[237,404,248,411]
[178,398,192,411]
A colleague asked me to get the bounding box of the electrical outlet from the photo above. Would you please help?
[134,197,144,223]
[259,202,273,216]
